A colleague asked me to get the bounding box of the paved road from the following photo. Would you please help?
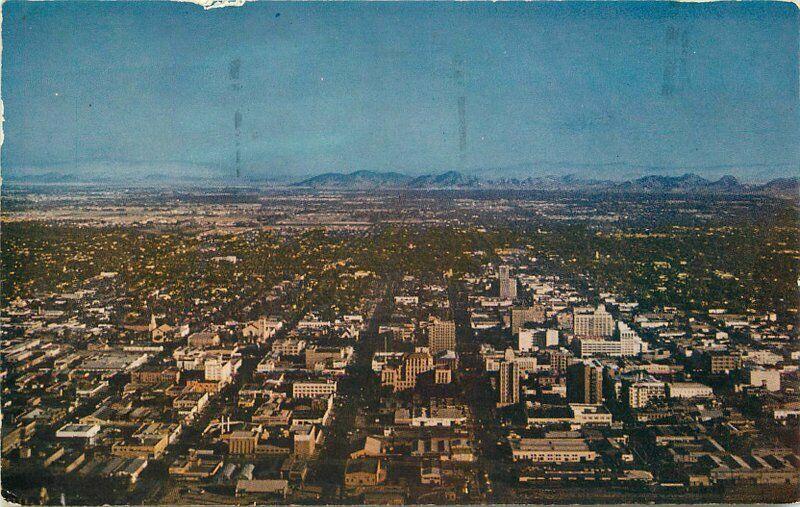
[307,280,394,502]
[448,279,511,503]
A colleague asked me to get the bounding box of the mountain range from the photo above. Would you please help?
[294,170,481,189]
[6,167,797,199]
[293,170,798,198]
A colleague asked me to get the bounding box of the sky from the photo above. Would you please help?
[2,1,798,183]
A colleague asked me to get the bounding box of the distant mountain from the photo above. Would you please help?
[290,170,798,198]
[616,173,706,192]
[615,173,746,193]
[706,175,742,191]
[467,175,613,191]
[295,170,479,189]
[294,170,412,189]
[407,171,480,188]
[754,177,799,199]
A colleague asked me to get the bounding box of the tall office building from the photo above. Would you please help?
[548,349,572,375]
[498,360,520,407]
[573,305,614,337]
[543,329,559,348]
[623,377,666,409]
[498,265,517,301]
[381,351,434,392]
[518,329,536,352]
[510,306,545,334]
[405,351,434,382]
[567,360,604,405]
[499,278,517,300]
[428,318,456,354]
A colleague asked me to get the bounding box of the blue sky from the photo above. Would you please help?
[2,1,798,182]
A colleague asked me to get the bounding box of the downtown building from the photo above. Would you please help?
[566,360,604,405]
[573,305,615,337]
[575,321,646,358]
[498,359,521,407]
[510,306,546,335]
[498,265,518,301]
[427,317,456,354]
[622,375,666,409]
[381,350,435,392]
[519,328,559,352]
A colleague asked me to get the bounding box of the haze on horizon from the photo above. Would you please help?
[2,0,798,183]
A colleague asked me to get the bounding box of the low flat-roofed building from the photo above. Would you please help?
[509,437,596,463]
[272,338,307,356]
[746,367,781,392]
[187,331,220,348]
[130,366,180,384]
[56,423,101,443]
[570,404,614,426]
[112,432,169,459]
[292,380,337,398]
[667,382,714,399]
[305,346,352,369]
[77,351,149,373]
[235,479,289,497]
[252,403,292,426]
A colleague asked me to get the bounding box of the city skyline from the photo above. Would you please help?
[2,2,799,504]
[3,185,798,504]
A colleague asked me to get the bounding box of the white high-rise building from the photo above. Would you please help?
[575,322,644,358]
[518,329,536,352]
[573,305,614,337]
[623,377,666,409]
[544,329,559,348]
